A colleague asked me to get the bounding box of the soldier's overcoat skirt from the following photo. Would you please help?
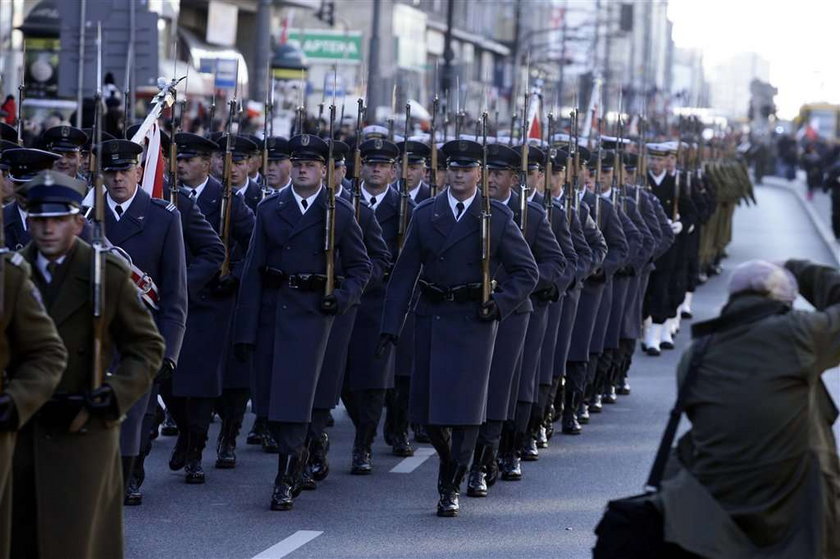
[345,188,410,391]
[235,188,370,423]
[382,193,538,426]
[14,242,162,559]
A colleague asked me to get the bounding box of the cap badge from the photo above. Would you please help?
[61,126,70,138]
[374,139,383,150]
[459,141,467,151]
[301,135,310,147]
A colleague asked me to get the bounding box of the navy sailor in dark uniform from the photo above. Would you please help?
[234,134,371,511]
[380,139,538,517]
[41,125,88,180]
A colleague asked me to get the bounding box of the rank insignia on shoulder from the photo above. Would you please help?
[9,252,24,267]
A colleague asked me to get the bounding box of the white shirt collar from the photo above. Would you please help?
[408,182,423,200]
[335,185,344,198]
[36,251,67,283]
[107,185,140,220]
[235,180,250,197]
[182,176,210,199]
[527,189,537,202]
[17,205,27,231]
[650,170,667,186]
[600,187,612,199]
[447,189,476,221]
[500,193,512,206]
[292,186,320,214]
[361,182,386,210]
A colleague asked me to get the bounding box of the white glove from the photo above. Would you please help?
[670,220,684,235]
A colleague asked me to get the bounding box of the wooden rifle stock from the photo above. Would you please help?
[351,99,364,219]
[324,104,337,296]
[219,100,237,276]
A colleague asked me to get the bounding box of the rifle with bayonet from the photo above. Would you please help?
[167,90,180,204]
[594,119,603,228]
[351,98,364,219]
[219,98,237,277]
[636,116,647,205]
[397,103,411,251]
[324,99,337,296]
[543,112,555,224]
[479,111,492,311]
[673,117,684,221]
[518,92,530,232]
[572,107,581,216]
[16,52,24,146]
[91,23,106,391]
[260,63,272,200]
[429,95,439,197]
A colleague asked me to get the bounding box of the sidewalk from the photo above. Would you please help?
[758,171,840,265]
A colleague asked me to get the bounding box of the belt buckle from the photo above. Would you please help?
[287,275,300,289]
[443,290,455,303]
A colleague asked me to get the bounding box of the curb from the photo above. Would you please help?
[759,176,840,266]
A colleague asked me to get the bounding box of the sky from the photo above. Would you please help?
[668,0,840,119]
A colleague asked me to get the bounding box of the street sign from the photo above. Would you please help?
[286,29,362,64]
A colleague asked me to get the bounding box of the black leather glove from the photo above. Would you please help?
[211,274,239,298]
[320,294,339,315]
[0,394,18,431]
[86,385,118,419]
[234,343,255,363]
[477,299,500,322]
[588,267,606,283]
[375,333,399,358]
[534,284,559,302]
[156,359,175,381]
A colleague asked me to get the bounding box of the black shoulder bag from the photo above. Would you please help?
[592,301,790,559]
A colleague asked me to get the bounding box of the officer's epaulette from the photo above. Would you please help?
[3,251,31,276]
[489,199,514,217]
[151,198,178,212]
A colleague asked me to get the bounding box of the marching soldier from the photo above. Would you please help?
[2,149,61,250]
[233,134,371,511]
[380,139,538,517]
[306,140,390,487]
[342,138,413,475]
[11,170,164,559]
[468,143,564,494]
[263,137,292,192]
[0,229,67,559]
[96,139,188,505]
[41,126,88,180]
[395,140,431,202]
[160,133,250,482]
[216,136,262,213]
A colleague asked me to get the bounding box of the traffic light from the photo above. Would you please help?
[316,0,335,27]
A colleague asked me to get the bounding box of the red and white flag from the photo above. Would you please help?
[526,91,542,141]
[139,121,164,199]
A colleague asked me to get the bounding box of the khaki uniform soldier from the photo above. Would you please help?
[11,171,164,559]
[0,252,67,559]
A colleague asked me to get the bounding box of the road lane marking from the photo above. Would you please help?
[389,447,436,473]
[252,530,323,558]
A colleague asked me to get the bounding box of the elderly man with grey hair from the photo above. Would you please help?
[652,259,840,558]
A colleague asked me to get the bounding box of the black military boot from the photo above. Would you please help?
[501,433,523,481]
[577,400,590,424]
[485,449,500,487]
[161,408,178,436]
[437,462,468,517]
[350,425,374,475]
[466,445,493,498]
[169,432,188,471]
[215,417,241,469]
[262,429,280,454]
[522,416,541,459]
[246,417,266,445]
[308,432,330,481]
[122,456,143,506]
[589,393,603,414]
[543,403,555,442]
[184,430,206,484]
[413,423,430,443]
[561,389,582,435]
[602,385,618,404]
[270,454,301,511]
[392,430,414,457]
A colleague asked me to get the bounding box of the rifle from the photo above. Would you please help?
[218,95,237,277]
[260,61,272,200]
[636,116,647,204]
[168,91,180,204]
[429,95,439,197]
[351,98,364,219]
[480,111,492,306]
[397,103,411,251]
[572,107,581,215]
[91,23,106,390]
[673,117,684,221]
[324,96,337,296]
[594,119,603,227]
[564,111,573,225]
[518,92,530,232]
[208,88,216,136]
[387,84,396,142]
[543,112,555,225]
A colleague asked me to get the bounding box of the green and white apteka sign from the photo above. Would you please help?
[287,29,362,64]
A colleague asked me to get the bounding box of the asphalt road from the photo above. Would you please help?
[125,184,840,559]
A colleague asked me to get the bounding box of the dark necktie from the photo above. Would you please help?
[301,199,308,210]
[46,261,58,283]
[115,205,124,217]
[188,189,197,198]
[370,196,377,206]
[456,201,465,220]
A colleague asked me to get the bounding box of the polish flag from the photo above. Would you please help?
[139,121,164,199]
[527,92,542,140]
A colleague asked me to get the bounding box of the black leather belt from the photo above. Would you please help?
[418,279,485,303]
[261,267,342,291]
